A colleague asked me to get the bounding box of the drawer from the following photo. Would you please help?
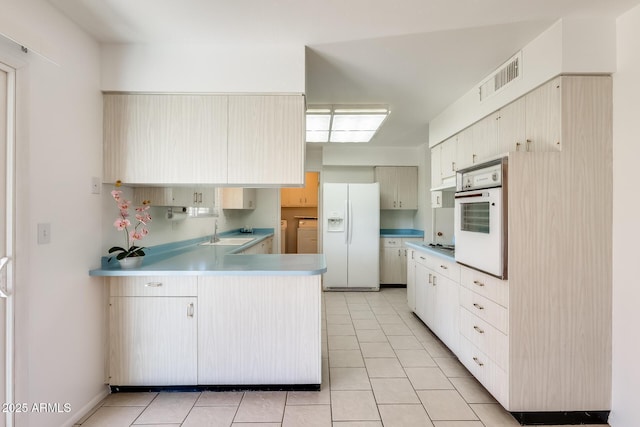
[460,266,509,308]
[110,276,198,297]
[458,336,509,408]
[381,238,402,247]
[460,307,508,370]
[459,287,508,334]
[427,257,460,282]
[414,251,432,268]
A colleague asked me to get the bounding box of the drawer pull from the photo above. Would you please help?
[145,282,163,287]
[433,276,437,286]
[473,357,484,367]
[473,280,485,287]
[187,303,195,318]
[473,303,484,310]
[440,264,448,270]
[419,256,426,260]
[428,274,432,284]
[473,325,485,334]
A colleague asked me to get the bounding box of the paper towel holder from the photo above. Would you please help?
[167,206,187,220]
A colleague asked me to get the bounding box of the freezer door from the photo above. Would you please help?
[346,183,380,288]
[322,183,349,288]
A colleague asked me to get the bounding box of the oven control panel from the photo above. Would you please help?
[457,162,503,191]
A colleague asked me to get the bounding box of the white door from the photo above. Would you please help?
[0,62,15,427]
[346,183,379,288]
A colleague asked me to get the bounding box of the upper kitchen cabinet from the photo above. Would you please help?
[496,96,526,154]
[227,95,305,186]
[375,166,418,210]
[281,172,318,207]
[103,94,228,184]
[472,111,499,162]
[222,188,256,210]
[524,76,562,152]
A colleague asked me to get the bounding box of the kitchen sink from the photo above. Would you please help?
[200,237,256,246]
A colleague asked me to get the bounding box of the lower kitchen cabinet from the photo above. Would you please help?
[108,276,198,386]
[406,249,416,311]
[380,237,422,284]
[240,237,273,254]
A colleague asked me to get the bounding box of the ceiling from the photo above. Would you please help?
[49,0,640,148]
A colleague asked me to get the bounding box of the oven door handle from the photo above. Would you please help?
[455,192,489,199]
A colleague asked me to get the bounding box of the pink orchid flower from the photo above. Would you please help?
[111,190,122,201]
[129,231,143,241]
[114,218,130,230]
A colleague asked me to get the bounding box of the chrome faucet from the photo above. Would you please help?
[210,219,220,243]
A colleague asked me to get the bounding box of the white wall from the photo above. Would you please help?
[429,18,617,146]
[610,5,640,426]
[0,1,107,426]
[101,43,305,93]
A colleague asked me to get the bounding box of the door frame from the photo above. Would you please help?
[0,59,16,427]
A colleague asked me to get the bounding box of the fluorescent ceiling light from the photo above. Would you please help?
[306,106,389,143]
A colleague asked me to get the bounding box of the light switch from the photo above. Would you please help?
[37,223,51,244]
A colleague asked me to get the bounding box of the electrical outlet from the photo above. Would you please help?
[37,223,51,244]
[91,176,101,194]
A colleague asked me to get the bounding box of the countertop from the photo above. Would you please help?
[379,229,424,238]
[89,229,327,277]
[404,241,455,262]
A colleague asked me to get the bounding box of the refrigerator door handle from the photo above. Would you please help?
[344,200,349,244]
[348,200,354,244]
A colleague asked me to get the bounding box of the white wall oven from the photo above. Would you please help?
[454,158,508,279]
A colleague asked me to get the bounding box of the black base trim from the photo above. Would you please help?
[510,411,609,425]
[110,384,321,393]
[380,284,407,288]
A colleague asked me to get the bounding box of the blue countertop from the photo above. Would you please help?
[89,229,327,277]
[404,241,455,262]
[379,229,424,238]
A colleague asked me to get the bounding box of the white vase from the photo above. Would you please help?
[118,256,143,269]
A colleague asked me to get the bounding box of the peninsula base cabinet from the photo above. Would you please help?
[108,276,198,386]
[107,273,321,387]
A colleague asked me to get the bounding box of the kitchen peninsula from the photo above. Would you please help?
[90,232,326,391]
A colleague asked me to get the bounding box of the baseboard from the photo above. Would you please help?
[61,384,110,427]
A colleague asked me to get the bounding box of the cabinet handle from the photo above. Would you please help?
[440,264,448,270]
[198,192,203,203]
[526,139,532,152]
[428,273,432,284]
[436,195,440,205]
[420,256,426,260]
[393,201,396,208]
[433,276,437,286]
[187,302,195,318]
[473,303,484,310]
[473,325,485,334]
[452,162,455,172]
[398,249,401,256]
[516,142,521,151]
[193,192,198,204]
[473,280,485,287]
[145,282,163,287]
[399,201,403,208]
[473,154,477,163]
[473,357,484,367]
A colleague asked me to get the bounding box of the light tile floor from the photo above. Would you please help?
[75,287,609,427]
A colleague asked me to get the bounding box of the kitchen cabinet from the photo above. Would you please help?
[418,76,612,414]
[456,127,474,170]
[406,249,416,311]
[222,188,256,209]
[380,237,422,284]
[108,276,198,386]
[132,187,173,206]
[496,96,526,154]
[281,172,318,207]
[240,237,273,254]
[227,95,305,185]
[472,111,499,162]
[440,136,457,179]
[524,76,562,152]
[374,166,418,210]
[103,94,228,184]
[430,145,442,189]
[431,190,454,208]
[171,186,215,207]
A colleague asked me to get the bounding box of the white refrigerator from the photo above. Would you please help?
[322,183,380,290]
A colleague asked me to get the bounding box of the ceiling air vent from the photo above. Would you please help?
[479,52,522,101]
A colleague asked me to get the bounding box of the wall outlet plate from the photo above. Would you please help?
[91,176,101,194]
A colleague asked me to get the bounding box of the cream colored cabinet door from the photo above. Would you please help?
[109,296,197,386]
[456,127,474,170]
[374,167,397,209]
[406,250,416,311]
[497,96,526,154]
[435,274,459,354]
[525,76,562,152]
[104,94,228,184]
[396,167,418,209]
[414,262,430,320]
[380,247,402,284]
[472,112,499,163]
[430,145,442,189]
[440,136,457,179]
[227,95,305,185]
[222,188,256,209]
